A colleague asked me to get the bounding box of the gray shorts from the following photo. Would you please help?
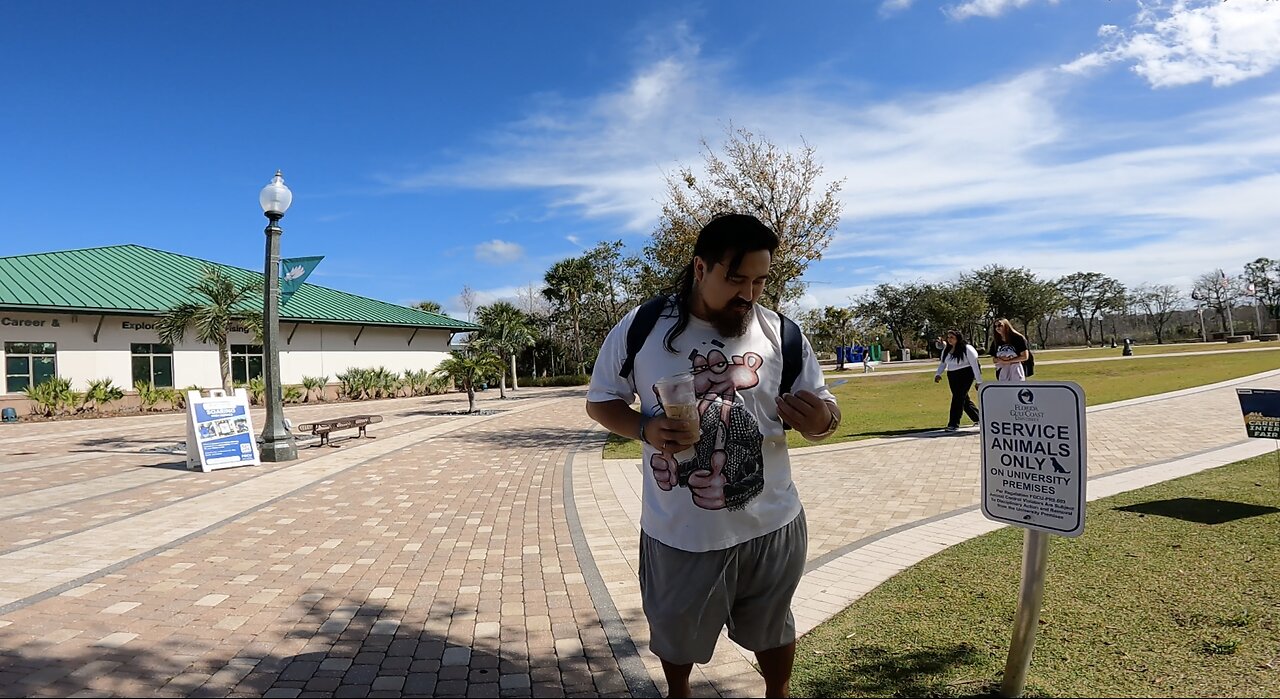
[639,511,808,665]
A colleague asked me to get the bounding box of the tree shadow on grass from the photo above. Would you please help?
[1114,498,1280,525]
[798,643,1043,698]
[850,428,972,440]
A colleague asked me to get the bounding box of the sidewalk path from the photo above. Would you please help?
[1,369,1277,697]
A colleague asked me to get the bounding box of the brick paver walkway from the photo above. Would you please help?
[1,368,1277,697]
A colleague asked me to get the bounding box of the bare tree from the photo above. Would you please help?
[637,126,844,306]
[459,285,477,324]
[1134,283,1183,344]
[1192,270,1244,335]
[517,283,549,316]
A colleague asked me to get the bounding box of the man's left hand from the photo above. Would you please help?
[775,390,835,436]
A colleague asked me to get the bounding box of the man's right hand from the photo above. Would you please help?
[934,375,942,383]
[643,415,700,453]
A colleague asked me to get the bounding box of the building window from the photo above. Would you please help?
[231,344,264,384]
[131,343,174,388]
[5,342,57,394]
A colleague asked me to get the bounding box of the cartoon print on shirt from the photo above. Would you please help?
[648,340,766,511]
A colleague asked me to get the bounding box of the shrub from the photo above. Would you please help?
[284,384,304,404]
[518,374,591,387]
[83,378,125,413]
[246,377,266,405]
[173,385,204,410]
[336,368,406,400]
[402,368,434,397]
[24,377,78,417]
[134,380,165,412]
[426,372,452,395]
[301,375,328,402]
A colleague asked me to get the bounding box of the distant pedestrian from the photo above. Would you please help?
[934,329,982,432]
[990,318,1030,383]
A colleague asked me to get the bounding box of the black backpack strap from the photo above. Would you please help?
[779,312,803,430]
[620,296,669,380]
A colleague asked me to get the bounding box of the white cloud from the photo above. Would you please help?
[879,0,915,17]
[946,0,1057,21]
[391,24,1280,310]
[446,284,527,320]
[1062,0,1280,87]
[474,239,524,264]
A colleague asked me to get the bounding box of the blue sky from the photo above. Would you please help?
[3,0,1278,317]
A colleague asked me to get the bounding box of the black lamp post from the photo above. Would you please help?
[258,170,298,462]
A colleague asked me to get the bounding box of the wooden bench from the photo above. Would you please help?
[297,414,384,448]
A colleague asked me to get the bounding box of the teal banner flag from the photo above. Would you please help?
[279,256,324,306]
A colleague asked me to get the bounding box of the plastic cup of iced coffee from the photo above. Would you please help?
[654,373,699,460]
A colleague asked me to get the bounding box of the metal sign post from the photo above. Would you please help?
[979,381,1087,698]
[1002,529,1049,698]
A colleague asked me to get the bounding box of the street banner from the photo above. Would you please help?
[280,256,324,306]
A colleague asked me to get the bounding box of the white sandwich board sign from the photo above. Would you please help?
[185,388,261,472]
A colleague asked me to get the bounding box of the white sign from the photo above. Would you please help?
[185,388,261,472]
[979,382,1087,538]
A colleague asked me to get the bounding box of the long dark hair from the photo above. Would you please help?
[660,213,779,352]
[944,329,970,361]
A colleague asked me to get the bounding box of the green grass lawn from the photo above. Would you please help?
[1022,341,1253,363]
[792,454,1280,698]
[602,349,1280,460]
[828,342,1257,375]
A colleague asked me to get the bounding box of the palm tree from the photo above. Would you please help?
[543,257,600,374]
[413,300,444,314]
[155,266,263,392]
[432,350,504,414]
[825,306,855,370]
[474,301,535,397]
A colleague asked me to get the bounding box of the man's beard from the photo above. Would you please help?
[706,300,754,338]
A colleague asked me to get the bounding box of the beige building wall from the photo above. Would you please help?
[0,310,453,395]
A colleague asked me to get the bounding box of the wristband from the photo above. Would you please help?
[806,409,840,440]
[638,413,653,445]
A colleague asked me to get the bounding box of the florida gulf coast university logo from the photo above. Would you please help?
[1010,389,1044,419]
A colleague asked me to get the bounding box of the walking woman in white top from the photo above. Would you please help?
[934,329,983,432]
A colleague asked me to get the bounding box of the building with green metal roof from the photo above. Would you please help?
[1,245,480,398]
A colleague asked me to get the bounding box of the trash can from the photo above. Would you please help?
[901,348,911,362]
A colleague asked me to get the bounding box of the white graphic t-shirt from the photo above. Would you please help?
[588,302,835,553]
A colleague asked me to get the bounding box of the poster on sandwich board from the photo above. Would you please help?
[185,388,260,472]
